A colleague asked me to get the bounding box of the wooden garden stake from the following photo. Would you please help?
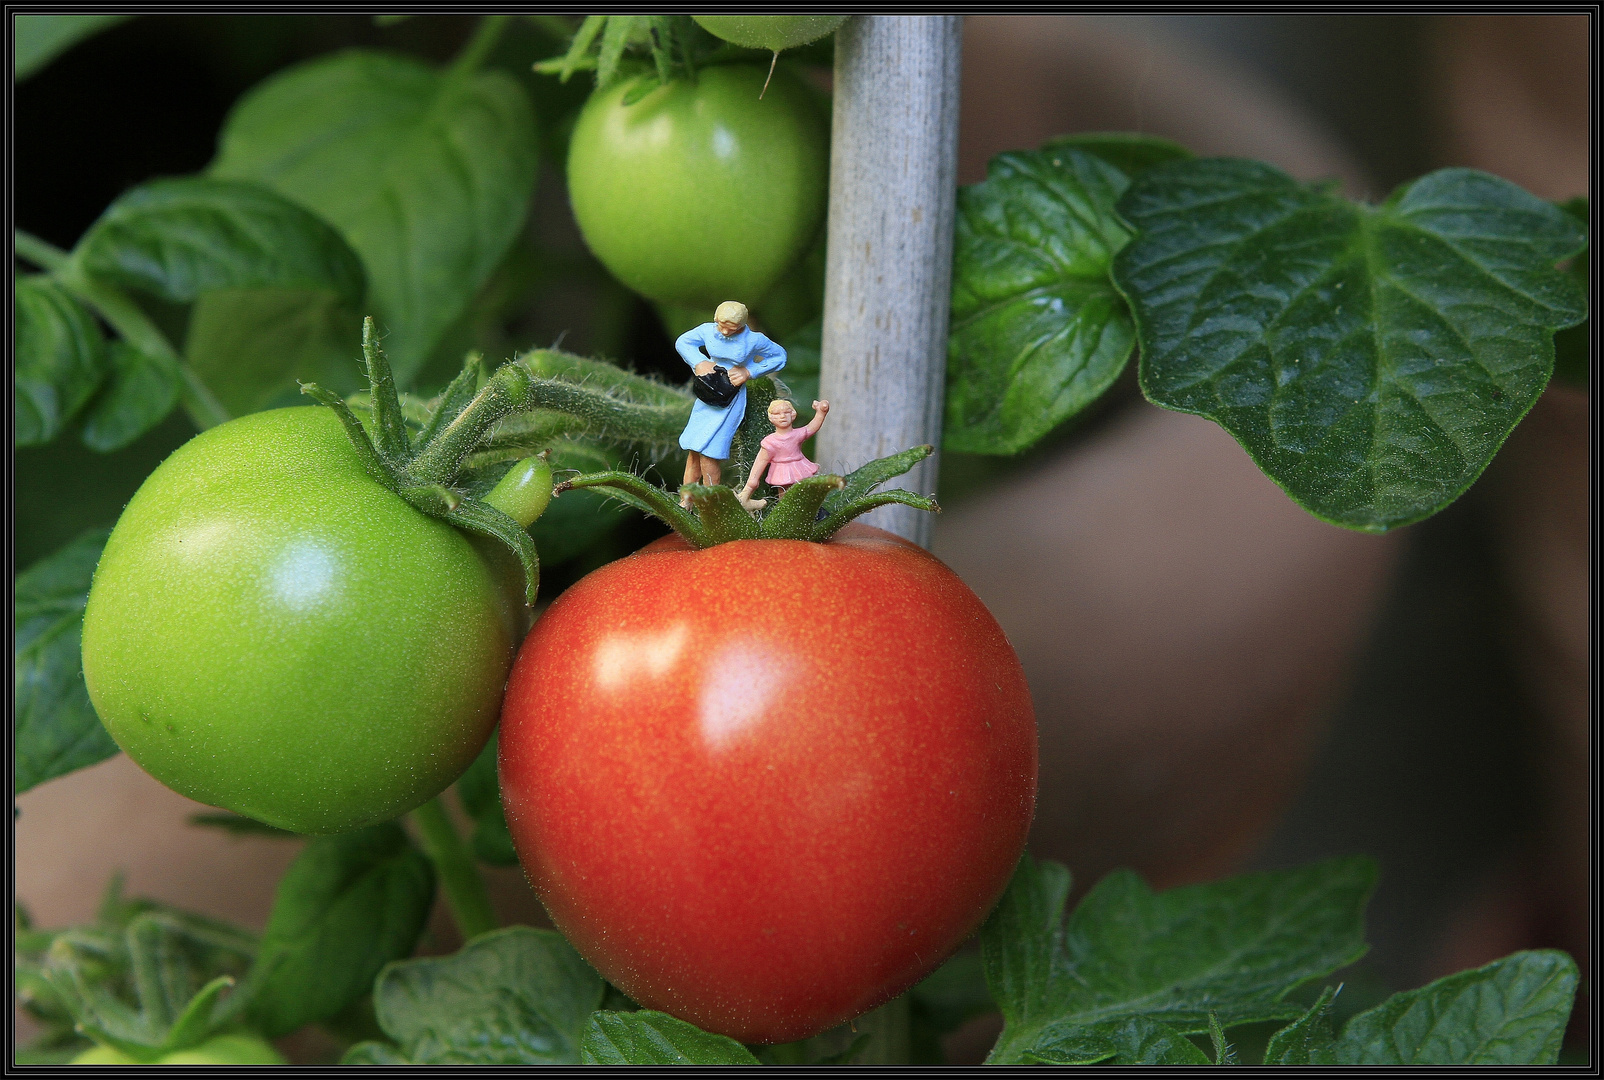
[816,15,963,549]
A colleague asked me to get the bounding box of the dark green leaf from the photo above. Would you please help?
[946,148,1136,455]
[1027,1015,1213,1064]
[1552,196,1589,387]
[981,853,1074,1038]
[454,732,518,866]
[247,822,434,1038]
[79,342,182,453]
[1040,131,1193,179]
[1334,950,1577,1065]
[76,177,365,308]
[183,287,364,417]
[15,275,108,446]
[15,529,119,794]
[984,852,1375,1064]
[1264,984,1338,1063]
[212,50,539,384]
[581,1010,760,1065]
[14,15,130,81]
[1116,161,1589,531]
[371,926,604,1063]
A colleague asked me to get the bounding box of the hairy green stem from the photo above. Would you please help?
[410,360,690,484]
[448,15,511,81]
[409,798,498,944]
[856,995,912,1064]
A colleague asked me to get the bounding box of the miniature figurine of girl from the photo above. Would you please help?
[675,300,787,508]
[736,398,830,511]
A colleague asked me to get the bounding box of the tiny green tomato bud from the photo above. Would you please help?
[485,454,555,528]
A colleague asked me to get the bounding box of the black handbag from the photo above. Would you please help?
[691,365,738,408]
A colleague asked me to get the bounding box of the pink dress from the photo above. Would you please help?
[760,428,819,486]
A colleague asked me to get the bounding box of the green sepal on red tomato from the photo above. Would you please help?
[566,62,829,311]
[498,523,1037,1044]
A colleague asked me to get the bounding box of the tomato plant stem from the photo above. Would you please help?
[856,994,912,1063]
[14,229,68,272]
[51,262,232,432]
[447,15,511,82]
[409,797,499,943]
[18,230,231,433]
[407,359,688,484]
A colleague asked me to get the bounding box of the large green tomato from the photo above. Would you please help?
[82,407,519,835]
[71,1033,287,1064]
[566,63,829,311]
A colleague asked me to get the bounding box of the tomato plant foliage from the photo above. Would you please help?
[13,13,1587,1066]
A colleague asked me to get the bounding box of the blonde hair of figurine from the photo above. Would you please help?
[714,300,748,326]
[767,398,798,420]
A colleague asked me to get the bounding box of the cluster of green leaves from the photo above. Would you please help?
[980,854,1575,1065]
[30,850,1571,1064]
[17,821,438,1063]
[16,21,539,452]
[945,134,1589,531]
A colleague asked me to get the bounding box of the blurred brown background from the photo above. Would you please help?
[14,13,1590,1059]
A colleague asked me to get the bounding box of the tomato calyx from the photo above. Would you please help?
[298,318,548,605]
[553,443,939,547]
[534,15,784,99]
[300,318,699,605]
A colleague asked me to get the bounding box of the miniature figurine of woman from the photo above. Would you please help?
[675,301,787,507]
[736,398,830,511]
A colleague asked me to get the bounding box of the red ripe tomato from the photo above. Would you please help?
[498,524,1036,1044]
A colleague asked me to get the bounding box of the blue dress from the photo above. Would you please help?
[675,324,787,459]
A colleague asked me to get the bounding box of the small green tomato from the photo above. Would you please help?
[566,63,829,310]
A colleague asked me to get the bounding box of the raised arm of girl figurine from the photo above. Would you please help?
[737,399,830,511]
